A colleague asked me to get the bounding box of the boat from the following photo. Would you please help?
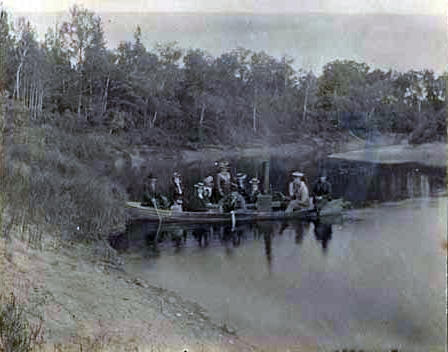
[125,198,345,224]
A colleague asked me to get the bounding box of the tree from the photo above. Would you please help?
[317,60,370,111]
[0,5,12,94]
[59,5,106,118]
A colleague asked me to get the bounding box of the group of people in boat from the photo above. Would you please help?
[140,160,332,213]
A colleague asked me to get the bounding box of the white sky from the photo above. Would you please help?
[1,0,446,14]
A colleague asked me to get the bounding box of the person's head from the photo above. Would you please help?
[292,171,304,181]
[319,176,327,182]
[148,174,157,188]
[236,173,247,185]
[173,171,181,182]
[218,161,229,171]
[249,177,260,190]
[194,182,204,197]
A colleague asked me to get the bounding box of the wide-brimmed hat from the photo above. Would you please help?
[147,173,157,180]
[236,173,247,179]
[194,182,204,188]
[204,176,213,184]
[292,171,304,178]
[249,177,260,184]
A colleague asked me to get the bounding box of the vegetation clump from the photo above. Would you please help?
[0,293,44,352]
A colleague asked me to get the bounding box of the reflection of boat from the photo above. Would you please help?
[125,199,345,223]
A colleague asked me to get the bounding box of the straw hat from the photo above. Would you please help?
[292,171,304,178]
[249,177,260,184]
[236,173,247,180]
[194,182,204,188]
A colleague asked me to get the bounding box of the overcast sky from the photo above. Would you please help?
[2,0,446,14]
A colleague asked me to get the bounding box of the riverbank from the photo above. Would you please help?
[0,232,257,351]
[329,141,447,168]
[2,131,442,352]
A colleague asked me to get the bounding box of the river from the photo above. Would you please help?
[112,157,446,351]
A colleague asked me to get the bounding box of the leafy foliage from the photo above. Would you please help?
[0,5,445,146]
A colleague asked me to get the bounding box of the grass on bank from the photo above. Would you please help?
[0,96,128,247]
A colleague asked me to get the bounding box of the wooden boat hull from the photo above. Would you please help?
[125,201,343,224]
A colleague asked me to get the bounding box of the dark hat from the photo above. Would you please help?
[147,173,157,180]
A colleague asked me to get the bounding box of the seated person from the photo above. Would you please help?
[285,171,311,213]
[248,177,261,204]
[235,173,249,200]
[312,175,332,210]
[141,174,170,209]
[170,198,183,213]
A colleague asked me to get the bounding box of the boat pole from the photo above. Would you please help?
[231,210,236,231]
[262,160,270,194]
[152,198,163,241]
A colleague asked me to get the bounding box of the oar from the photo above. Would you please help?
[151,198,163,242]
[231,210,236,231]
[151,198,163,224]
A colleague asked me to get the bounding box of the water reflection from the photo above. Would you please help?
[114,219,337,262]
[313,220,332,253]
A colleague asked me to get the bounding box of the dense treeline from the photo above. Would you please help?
[0,5,446,146]
[0,5,446,243]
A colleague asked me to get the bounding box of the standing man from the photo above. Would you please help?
[171,171,183,203]
[286,171,311,213]
[216,161,233,199]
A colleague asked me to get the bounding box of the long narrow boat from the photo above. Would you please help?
[126,198,345,223]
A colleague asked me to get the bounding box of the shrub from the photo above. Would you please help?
[0,293,44,352]
[0,98,128,245]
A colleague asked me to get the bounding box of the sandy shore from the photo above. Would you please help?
[329,142,447,168]
[0,233,258,351]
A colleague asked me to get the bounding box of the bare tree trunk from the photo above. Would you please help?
[252,103,257,133]
[15,62,23,100]
[199,103,205,126]
[102,76,109,115]
[302,82,309,121]
[77,71,83,118]
[144,96,149,128]
[151,111,157,128]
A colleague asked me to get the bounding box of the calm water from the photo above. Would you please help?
[113,158,447,350]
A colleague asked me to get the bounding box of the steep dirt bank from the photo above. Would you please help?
[0,234,259,351]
